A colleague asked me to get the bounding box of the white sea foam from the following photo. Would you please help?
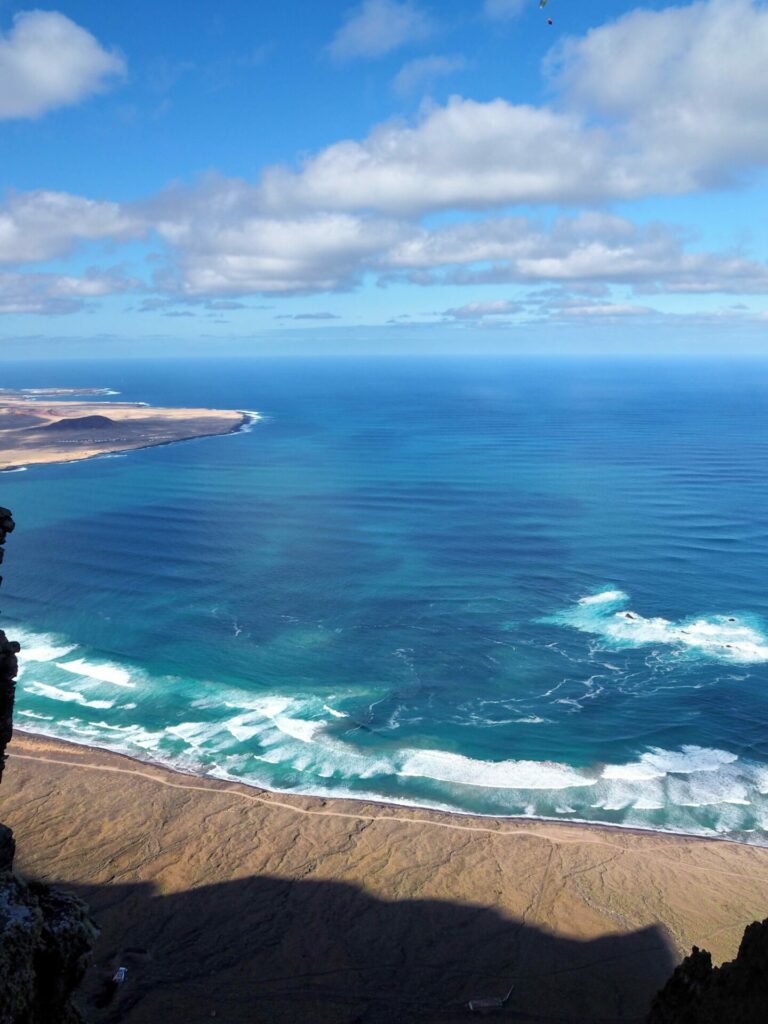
[24,680,114,710]
[55,657,134,688]
[553,591,768,664]
[13,627,78,665]
[399,749,596,790]
[18,710,53,721]
[578,590,629,606]
[237,410,263,434]
[323,704,349,719]
[603,746,738,781]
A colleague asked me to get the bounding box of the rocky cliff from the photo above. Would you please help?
[0,506,18,787]
[0,506,97,1023]
[647,918,768,1023]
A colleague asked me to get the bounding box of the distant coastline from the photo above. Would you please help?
[0,387,253,471]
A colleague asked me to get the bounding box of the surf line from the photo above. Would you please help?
[10,747,768,879]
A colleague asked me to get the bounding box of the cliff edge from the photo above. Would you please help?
[0,507,97,1023]
[647,917,768,1023]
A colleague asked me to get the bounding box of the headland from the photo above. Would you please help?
[0,387,247,471]
[3,729,768,1022]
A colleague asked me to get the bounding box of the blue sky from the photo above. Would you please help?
[1,0,768,358]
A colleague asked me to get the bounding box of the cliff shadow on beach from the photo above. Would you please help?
[59,872,675,1024]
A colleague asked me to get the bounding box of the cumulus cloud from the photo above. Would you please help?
[260,98,620,213]
[0,190,143,263]
[442,299,521,320]
[392,54,466,96]
[147,181,406,294]
[0,268,137,314]
[328,0,434,60]
[384,213,768,294]
[132,179,768,299]
[0,10,125,119]
[268,2,768,213]
[551,0,768,190]
[7,2,768,314]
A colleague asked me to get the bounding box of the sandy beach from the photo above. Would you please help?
[2,731,767,1023]
[0,396,247,471]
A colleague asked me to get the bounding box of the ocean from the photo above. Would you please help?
[2,357,768,842]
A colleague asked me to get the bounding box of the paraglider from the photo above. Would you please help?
[539,0,553,24]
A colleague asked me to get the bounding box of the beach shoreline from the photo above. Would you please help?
[10,726,756,848]
[3,728,768,1021]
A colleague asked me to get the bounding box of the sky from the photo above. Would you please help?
[2,0,768,359]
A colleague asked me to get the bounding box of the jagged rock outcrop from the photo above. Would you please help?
[0,506,97,1023]
[0,506,19,786]
[647,918,768,1023]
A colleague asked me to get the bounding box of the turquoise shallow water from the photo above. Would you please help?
[2,357,768,841]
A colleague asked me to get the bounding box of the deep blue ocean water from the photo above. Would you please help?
[2,357,768,841]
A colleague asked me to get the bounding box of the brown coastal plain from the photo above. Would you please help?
[0,394,246,470]
[3,731,768,1023]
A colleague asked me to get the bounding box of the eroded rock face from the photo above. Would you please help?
[647,918,768,1023]
[0,505,19,786]
[0,506,97,1023]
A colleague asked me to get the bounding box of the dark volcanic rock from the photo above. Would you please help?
[648,918,768,1023]
[0,506,97,1022]
[42,415,115,432]
[0,506,17,786]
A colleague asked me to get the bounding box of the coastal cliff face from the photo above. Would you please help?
[647,918,768,1023]
[0,506,18,786]
[0,506,97,1023]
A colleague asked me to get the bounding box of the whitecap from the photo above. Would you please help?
[24,680,114,710]
[578,590,629,606]
[323,704,349,719]
[398,749,596,790]
[13,627,78,664]
[551,591,768,664]
[55,657,134,688]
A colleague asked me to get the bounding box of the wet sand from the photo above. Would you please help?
[2,731,768,1022]
[0,398,246,471]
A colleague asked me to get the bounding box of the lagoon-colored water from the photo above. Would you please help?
[2,357,768,841]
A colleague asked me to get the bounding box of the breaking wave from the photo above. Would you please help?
[11,622,768,843]
[548,590,768,664]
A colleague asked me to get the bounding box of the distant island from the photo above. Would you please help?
[0,388,249,471]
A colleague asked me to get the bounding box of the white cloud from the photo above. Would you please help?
[392,54,465,96]
[328,0,434,60]
[148,184,406,294]
[7,2,768,313]
[551,0,768,190]
[384,212,768,294]
[261,98,620,213]
[557,302,656,319]
[483,0,526,20]
[0,10,125,119]
[0,268,136,314]
[443,299,521,319]
[276,312,341,320]
[0,190,143,263]
[269,2,768,213]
